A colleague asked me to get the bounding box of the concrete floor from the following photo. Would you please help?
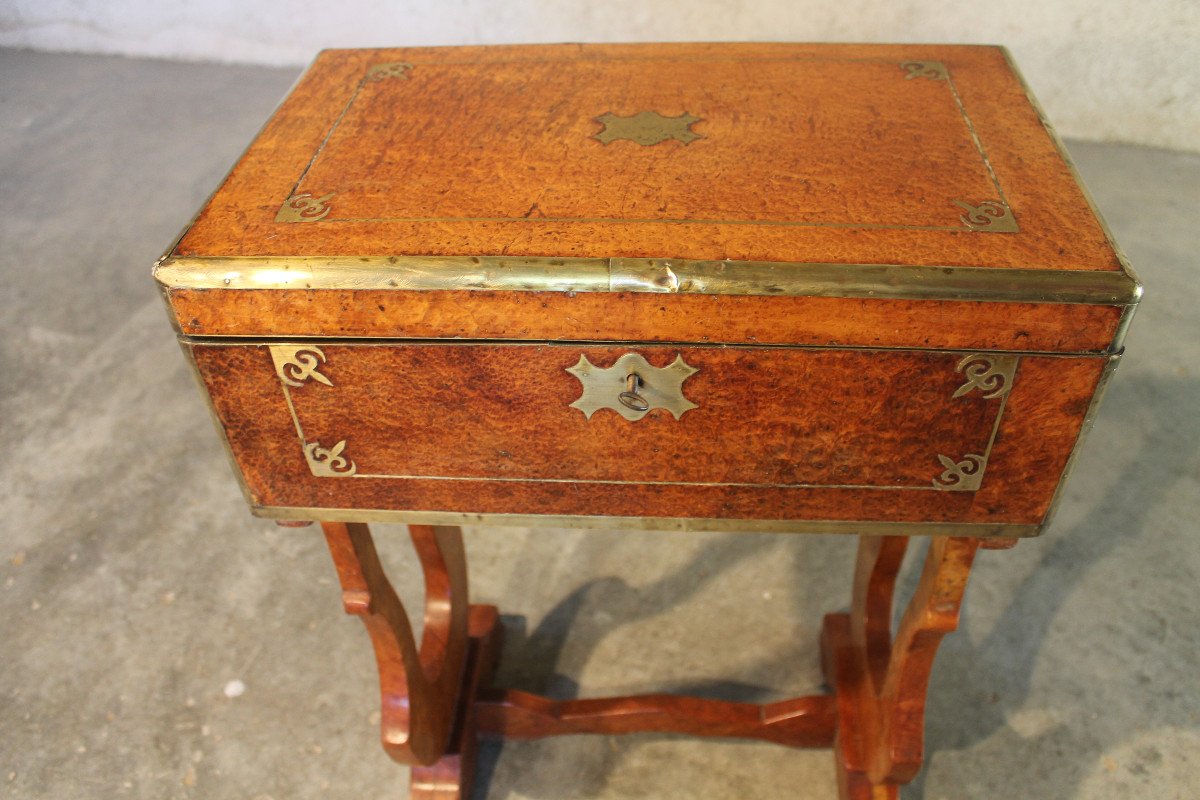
[1,49,1197,800]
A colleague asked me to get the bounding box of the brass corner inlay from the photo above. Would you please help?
[593,111,703,146]
[954,200,1018,232]
[270,345,332,388]
[304,440,357,477]
[902,61,948,80]
[366,62,413,81]
[953,354,1017,399]
[932,453,986,491]
[276,192,334,223]
[566,353,699,421]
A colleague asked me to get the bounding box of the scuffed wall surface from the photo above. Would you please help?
[0,0,1196,152]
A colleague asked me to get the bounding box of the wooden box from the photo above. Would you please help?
[156,43,1139,538]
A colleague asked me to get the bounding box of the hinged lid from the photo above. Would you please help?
[156,43,1139,352]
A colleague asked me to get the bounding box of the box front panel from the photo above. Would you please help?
[189,341,1106,533]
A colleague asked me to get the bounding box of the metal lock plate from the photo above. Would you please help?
[566,353,699,421]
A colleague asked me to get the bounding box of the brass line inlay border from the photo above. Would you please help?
[266,343,1017,493]
[273,56,1015,233]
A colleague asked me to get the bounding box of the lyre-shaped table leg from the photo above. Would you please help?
[321,522,472,767]
[320,522,985,798]
[822,535,981,799]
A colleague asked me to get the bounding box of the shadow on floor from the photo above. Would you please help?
[472,531,810,797]
[906,372,1200,799]
[470,372,1198,799]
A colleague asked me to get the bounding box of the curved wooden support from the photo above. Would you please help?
[850,536,910,691]
[321,522,470,766]
[875,536,978,784]
[822,536,980,798]
[476,690,837,748]
[411,605,504,800]
[315,525,989,798]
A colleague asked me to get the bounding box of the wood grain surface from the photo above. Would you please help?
[821,535,981,796]
[190,342,1106,528]
[174,43,1123,274]
[164,288,1124,353]
[259,344,1003,486]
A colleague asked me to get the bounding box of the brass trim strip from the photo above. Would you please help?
[1037,352,1123,532]
[999,47,1143,349]
[283,212,982,232]
[155,255,1141,306]
[179,341,259,509]
[249,504,1042,538]
[188,336,1115,359]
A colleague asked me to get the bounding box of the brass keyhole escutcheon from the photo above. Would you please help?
[566,353,699,421]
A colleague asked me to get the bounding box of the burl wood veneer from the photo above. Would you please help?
[157,43,1138,799]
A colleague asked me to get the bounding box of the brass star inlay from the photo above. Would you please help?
[592,111,703,146]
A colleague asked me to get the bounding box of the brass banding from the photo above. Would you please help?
[155,255,1141,307]
[250,504,1043,538]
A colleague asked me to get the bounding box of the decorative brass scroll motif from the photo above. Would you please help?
[275,192,335,223]
[953,354,1017,399]
[593,111,703,146]
[270,345,333,388]
[304,440,357,477]
[932,453,986,491]
[901,61,948,80]
[567,353,699,421]
[954,200,1018,232]
[366,62,413,81]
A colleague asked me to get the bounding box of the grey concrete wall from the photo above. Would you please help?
[1,49,1197,799]
[0,0,1198,152]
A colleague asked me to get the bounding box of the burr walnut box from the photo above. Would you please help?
[156,43,1139,538]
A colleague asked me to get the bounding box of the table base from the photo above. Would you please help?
[312,521,1011,798]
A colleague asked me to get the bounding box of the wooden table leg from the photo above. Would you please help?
[821,535,982,799]
[410,605,503,800]
[320,523,989,798]
[321,522,501,798]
